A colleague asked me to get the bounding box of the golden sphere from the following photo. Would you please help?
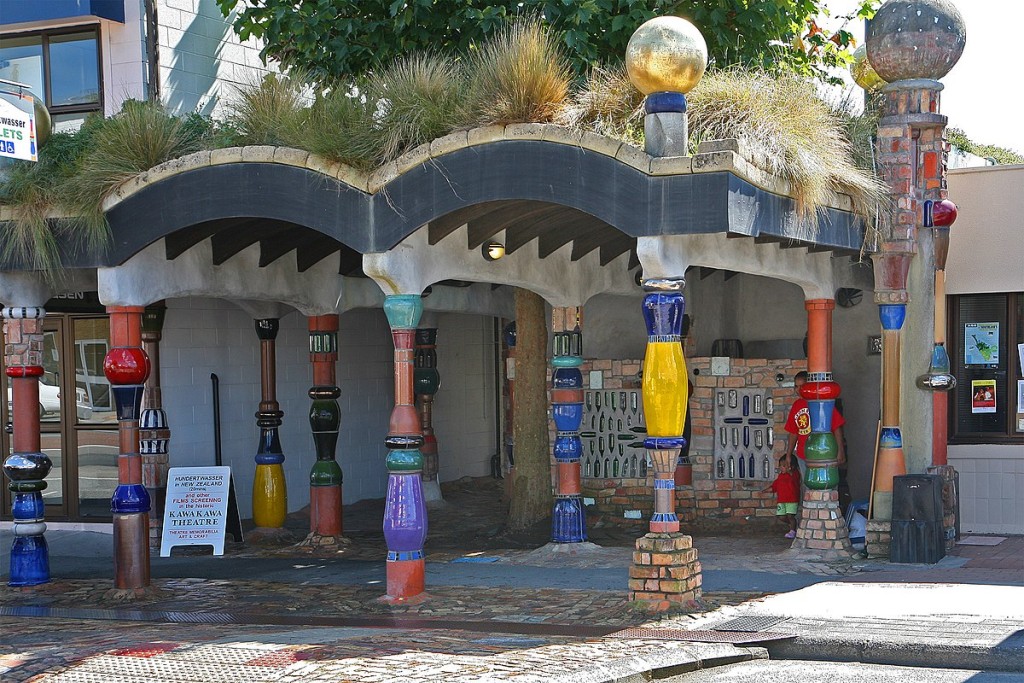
[625,16,708,95]
[851,45,887,91]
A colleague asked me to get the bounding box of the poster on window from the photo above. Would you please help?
[971,379,997,414]
[964,322,999,367]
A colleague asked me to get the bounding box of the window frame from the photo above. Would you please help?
[947,291,1024,444]
[0,24,103,118]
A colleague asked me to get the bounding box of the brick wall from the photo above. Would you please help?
[579,355,806,531]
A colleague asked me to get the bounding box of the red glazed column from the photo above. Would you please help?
[104,306,152,590]
[308,314,343,539]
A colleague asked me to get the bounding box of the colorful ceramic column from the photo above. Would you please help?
[253,318,286,530]
[2,306,51,586]
[382,295,427,601]
[865,0,965,520]
[414,325,442,502]
[104,306,152,590]
[641,280,688,533]
[551,306,585,543]
[801,299,841,490]
[308,314,342,538]
[140,305,170,550]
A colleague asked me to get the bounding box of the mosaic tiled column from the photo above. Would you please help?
[253,318,286,530]
[104,306,152,590]
[791,300,853,557]
[550,306,585,543]
[308,314,342,538]
[140,305,170,550]
[628,278,702,612]
[414,326,442,502]
[2,306,51,586]
[382,295,427,602]
[865,0,965,525]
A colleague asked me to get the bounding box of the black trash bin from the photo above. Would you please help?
[890,474,945,564]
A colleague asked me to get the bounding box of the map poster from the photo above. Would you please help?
[160,466,231,557]
[964,322,999,367]
[971,379,997,414]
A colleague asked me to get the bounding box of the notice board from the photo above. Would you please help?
[160,466,233,556]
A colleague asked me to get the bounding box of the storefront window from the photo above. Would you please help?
[949,292,1024,442]
[0,27,101,125]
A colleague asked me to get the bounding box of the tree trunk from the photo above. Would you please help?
[508,288,551,530]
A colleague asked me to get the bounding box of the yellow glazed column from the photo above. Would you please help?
[253,318,286,529]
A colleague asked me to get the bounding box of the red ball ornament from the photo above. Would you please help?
[931,199,958,227]
[103,347,150,385]
[799,380,841,401]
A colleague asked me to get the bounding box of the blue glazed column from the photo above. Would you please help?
[640,281,689,534]
[382,295,428,601]
[551,306,586,543]
[2,306,51,586]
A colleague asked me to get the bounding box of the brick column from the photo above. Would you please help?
[2,307,51,586]
[550,306,586,543]
[306,314,343,541]
[140,305,170,550]
[382,295,427,603]
[252,318,287,532]
[104,306,152,591]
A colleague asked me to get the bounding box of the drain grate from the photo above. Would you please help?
[713,615,787,632]
[608,628,794,644]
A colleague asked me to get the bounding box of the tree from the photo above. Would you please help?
[218,0,878,84]
[508,288,551,530]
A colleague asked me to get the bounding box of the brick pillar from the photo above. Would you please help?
[550,306,586,543]
[629,278,703,612]
[2,307,51,586]
[105,306,152,591]
[306,314,343,542]
[381,295,427,603]
[791,299,853,559]
[140,305,170,550]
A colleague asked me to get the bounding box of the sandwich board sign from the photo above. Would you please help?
[0,92,39,162]
[160,466,237,556]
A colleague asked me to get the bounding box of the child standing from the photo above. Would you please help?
[764,454,800,538]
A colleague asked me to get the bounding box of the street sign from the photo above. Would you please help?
[160,466,236,556]
[0,92,39,162]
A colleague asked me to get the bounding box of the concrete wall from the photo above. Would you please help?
[946,165,1024,295]
[161,298,499,518]
[156,0,278,117]
[102,2,148,116]
[583,270,882,503]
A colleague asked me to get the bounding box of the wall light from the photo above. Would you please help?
[482,241,505,261]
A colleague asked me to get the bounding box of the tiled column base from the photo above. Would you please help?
[927,465,958,551]
[791,489,854,559]
[866,520,892,559]
[628,533,705,613]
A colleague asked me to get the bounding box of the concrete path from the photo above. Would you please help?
[666,660,1024,682]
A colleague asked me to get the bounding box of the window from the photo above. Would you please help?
[949,292,1024,443]
[0,27,101,132]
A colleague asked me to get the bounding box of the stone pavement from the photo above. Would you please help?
[1,478,1020,681]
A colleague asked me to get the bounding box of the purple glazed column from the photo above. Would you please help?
[382,295,428,601]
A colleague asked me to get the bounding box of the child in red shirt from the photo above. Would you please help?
[764,454,800,538]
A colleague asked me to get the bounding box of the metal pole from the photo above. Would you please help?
[211,373,221,467]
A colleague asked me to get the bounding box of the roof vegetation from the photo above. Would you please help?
[1,19,885,276]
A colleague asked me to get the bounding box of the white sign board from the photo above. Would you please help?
[0,94,38,162]
[160,466,231,556]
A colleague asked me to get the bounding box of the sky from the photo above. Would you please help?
[824,0,1021,153]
